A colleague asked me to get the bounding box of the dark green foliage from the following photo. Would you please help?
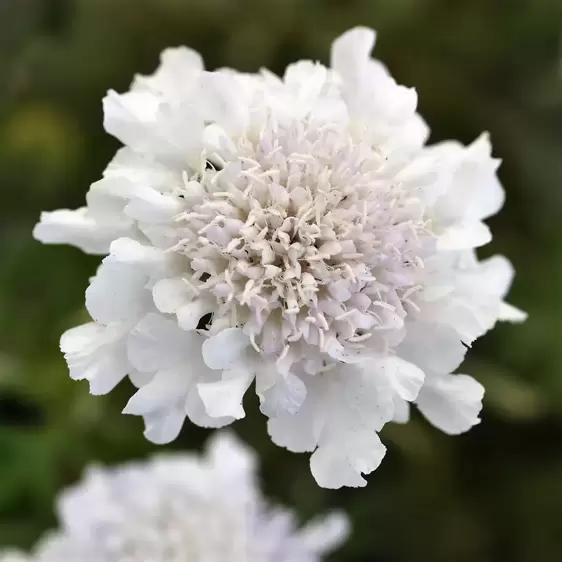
[0,1,561,560]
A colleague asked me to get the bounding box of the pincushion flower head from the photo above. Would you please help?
[0,433,348,562]
[34,27,525,488]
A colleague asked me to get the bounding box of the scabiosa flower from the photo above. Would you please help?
[34,27,525,488]
[0,433,348,562]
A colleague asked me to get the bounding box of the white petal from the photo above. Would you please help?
[103,90,204,168]
[197,369,254,419]
[128,369,154,388]
[310,430,386,489]
[341,363,396,431]
[137,221,185,249]
[202,124,237,160]
[498,302,527,323]
[298,511,350,555]
[60,322,130,395]
[431,134,505,229]
[142,405,186,444]
[281,61,330,119]
[177,299,214,331]
[0,550,29,562]
[132,46,203,98]
[437,221,492,250]
[104,147,181,192]
[124,186,184,224]
[86,176,136,221]
[198,71,249,133]
[152,277,193,313]
[330,27,376,88]
[442,255,526,336]
[464,133,505,219]
[185,387,234,429]
[398,321,466,374]
[258,371,307,418]
[396,112,430,151]
[296,363,395,488]
[86,262,151,325]
[33,208,130,255]
[107,237,170,275]
[201,328,250,370]
[267,376,322,453]
[103,90,160,150]
[475,255,515,299]
[123,367,190,416]
[416,373,484,435]
[270,363,394,486]
[392,396,411,424]
[127,313,195,372]
[206,431,257,476]
[377,356,425,402]
[442,133,505,221]
[420,300,486,346]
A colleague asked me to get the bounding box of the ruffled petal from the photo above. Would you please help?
[330,27,376,89]
[201,328,250,370]
[377,356,425,402]
[132,46,203,99]
[198,71,250,134]
[33,208,131,255]
[177,299,215,331]
[85,262,152,325]
[142,405,186,444]
[463,134,505,220]
[267,376,322,453]
[86,176,137,221]
[269,362,395,487]
[123,368,190,417]
[258,371,307,418]
[416,373,484,435]
[103,90,161,151]
[437,221,492,250]
[185,387,234,429]
[103,90,204,168]
[392,396,411,424]
[124,186,184,224]
[127,313,196,372]
[60,322,130,395]
[128,369,154,388]
[152,277,193,313]
[398,321,466,374]
[499,302,528,323]
[310,429,386,489]
[327,363,395,431]
[197,369,254,419]
[106,237,172,275]
[104,147,181,190]
[440,134,505,221]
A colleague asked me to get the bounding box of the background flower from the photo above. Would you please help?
[0,433,348,562]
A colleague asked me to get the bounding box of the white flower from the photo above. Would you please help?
[0,553,31,562]
[0,433,348,562]
[34,27,525,488]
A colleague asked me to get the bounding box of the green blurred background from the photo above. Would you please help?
[1,0,561,560]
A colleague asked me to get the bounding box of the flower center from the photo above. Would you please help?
[175,119,430,368]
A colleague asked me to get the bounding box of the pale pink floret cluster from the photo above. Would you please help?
[34,27,525,488]
[0,433,348,562]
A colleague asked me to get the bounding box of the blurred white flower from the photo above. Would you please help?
[0,553,31,562]
[34,27,525,488]
[0,433,348,562]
